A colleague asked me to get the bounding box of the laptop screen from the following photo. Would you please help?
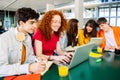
[68,43,94,69]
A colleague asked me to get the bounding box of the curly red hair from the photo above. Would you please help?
[37,10,68,40]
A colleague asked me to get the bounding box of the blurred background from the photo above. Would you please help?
[0,0,120,32]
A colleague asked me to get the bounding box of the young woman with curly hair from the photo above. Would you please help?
[33,10,72,64]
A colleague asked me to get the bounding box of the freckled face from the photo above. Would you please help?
[51,15,61,32]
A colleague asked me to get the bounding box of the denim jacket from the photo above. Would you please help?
[0,28,36,77]
[59,32,68,51]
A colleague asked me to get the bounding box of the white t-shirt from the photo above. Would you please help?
[105,30,118,48]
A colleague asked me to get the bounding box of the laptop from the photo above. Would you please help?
[67,43,94,69]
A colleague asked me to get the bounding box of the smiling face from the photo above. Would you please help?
[51,15,61,32]
[86,25,93,33]
[99,22,109,32]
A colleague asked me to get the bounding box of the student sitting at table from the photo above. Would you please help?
[0,7,46,79]
[59,18,79,51]
[77,19,99,46]
[32,10,73,65]
[97,17,120,51]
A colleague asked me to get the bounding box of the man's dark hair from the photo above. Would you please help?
[15,7,39,24]
[97,17,107,25]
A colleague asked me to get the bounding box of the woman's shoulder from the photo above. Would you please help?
[33,29,43,39]
[78,29,84,34]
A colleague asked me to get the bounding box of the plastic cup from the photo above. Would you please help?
[97,47,102,53]
[58,66,68,77]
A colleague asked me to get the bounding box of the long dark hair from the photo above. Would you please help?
[84,19,98,38]
[67,18,79,47]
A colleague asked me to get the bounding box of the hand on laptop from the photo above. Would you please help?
[65,52,73,59]
[59,52,73,65]
[52,55,71,65]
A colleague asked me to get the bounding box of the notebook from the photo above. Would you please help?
[41,61,53,75]
[35,58,53,76]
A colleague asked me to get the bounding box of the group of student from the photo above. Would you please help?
[0,7,120,79]
[77,17,120,51]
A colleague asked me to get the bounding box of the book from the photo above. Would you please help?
[89,52,102,58]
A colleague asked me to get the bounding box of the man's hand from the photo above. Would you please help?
[29,61,46,74]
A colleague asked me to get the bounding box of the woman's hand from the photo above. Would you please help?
[51,54,72,65]
[64,52,73,59]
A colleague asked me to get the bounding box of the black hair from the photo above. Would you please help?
[97,17,107,25]
[15,7,39,24]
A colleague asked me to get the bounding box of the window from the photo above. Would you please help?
[111,8,116,17]
[110,18,116,26]
[118,7,120,16]
[98,4,120,26]
[117,18,120,26]
[99,8,105,17]
[105,8,109,17]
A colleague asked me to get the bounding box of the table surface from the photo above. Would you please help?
[42,52,120,80]
[0,52,120,80]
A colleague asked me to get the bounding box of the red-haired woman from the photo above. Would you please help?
[33,10,72,64]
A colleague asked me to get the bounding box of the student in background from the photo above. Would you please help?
[0,20,5,34]
[0,7,46,78]
[97,17,120,51]
[59,18,79,51]
[77,19,98,46]
[33,10,72,64]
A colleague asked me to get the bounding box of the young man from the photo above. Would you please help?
[97,17,120,51]
[0,7,46,77]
